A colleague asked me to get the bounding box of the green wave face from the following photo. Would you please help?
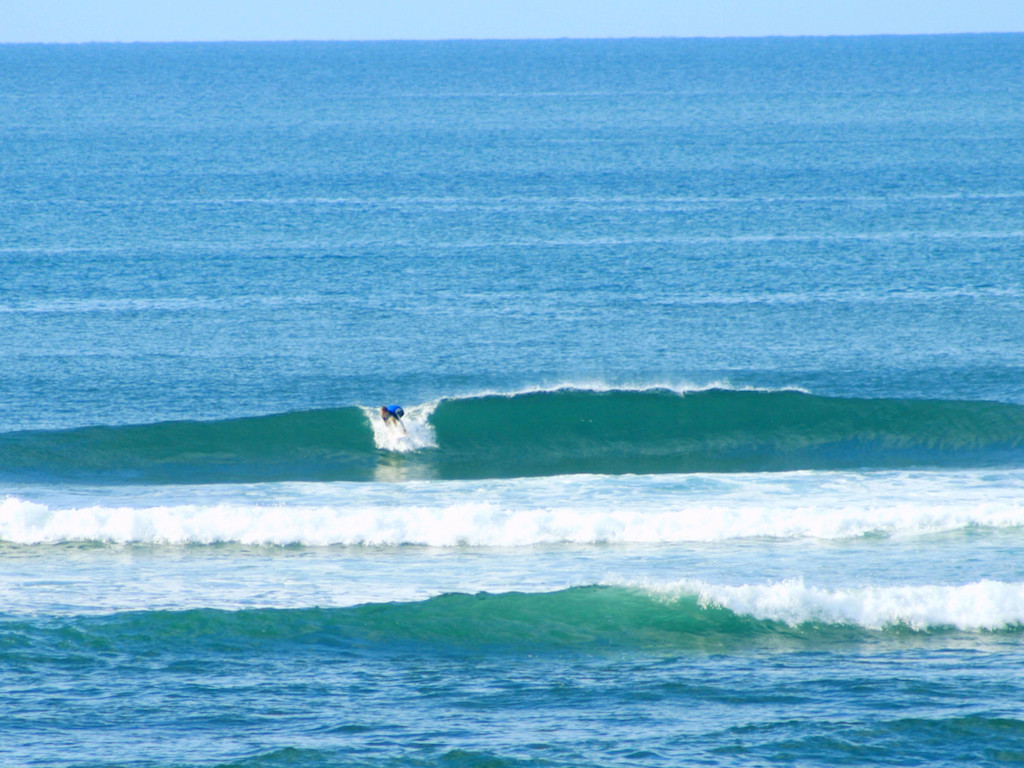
[0,588,845,659]
[2,389,1023,484]
[8,585,1015,661]
[427,388,1024,478]
[0,407,378,483]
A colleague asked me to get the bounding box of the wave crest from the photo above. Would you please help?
[7,583,1023,659]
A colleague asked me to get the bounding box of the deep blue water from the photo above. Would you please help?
[2,35,1024,768]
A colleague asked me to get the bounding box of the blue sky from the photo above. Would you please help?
[5,0,1024,43]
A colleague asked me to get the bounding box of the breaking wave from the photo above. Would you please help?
[1,388,1022,484]
[4,582,1022,660]
[4,468,1024,545]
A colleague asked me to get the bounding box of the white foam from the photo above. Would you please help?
[363,405,438,453]
[416,379,808,403]
[635,577,1024,632]
[3,470,1024,547]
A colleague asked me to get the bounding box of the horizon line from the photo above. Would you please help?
[3,30,1023,46]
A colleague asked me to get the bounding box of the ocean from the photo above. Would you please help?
[2,34,1024,767]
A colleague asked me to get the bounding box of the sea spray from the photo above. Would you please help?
[364,404,438,452]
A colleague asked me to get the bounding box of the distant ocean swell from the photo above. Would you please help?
[2,389,1023,484]
[4,584,1023,659]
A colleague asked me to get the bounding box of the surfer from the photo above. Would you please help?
[380,404,406,432]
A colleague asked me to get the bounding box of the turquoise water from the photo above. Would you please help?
[3,35,1024,767]
[3,389,1024,483]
